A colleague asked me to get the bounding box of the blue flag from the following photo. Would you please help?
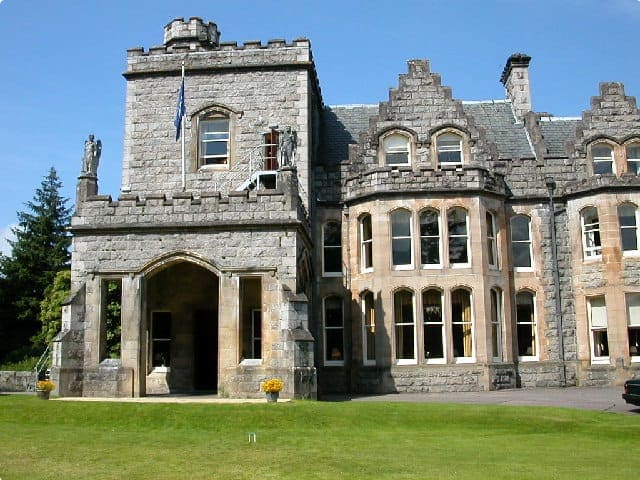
[174,78,185,141]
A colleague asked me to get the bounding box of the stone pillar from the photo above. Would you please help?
[76,174,98,205]
[121,275,143,396]
[500,53,532,122]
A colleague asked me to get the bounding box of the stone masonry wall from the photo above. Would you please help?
[122,40,315,200]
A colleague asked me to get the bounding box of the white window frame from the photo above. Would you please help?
[360,214,373,272]
[361,291,376,366]
[619,203,640,255]
[591,143,615,175]
[626,144,640,175]
[626,292,640,362]
[322,221,342,277]
[394,289,417,365]
[419,209,442,269]
[581,207,602,259]
[451,288,475,363]
[490,288,503,362]
[516,290,538,361]
[447,207,470,268]
[437,132,464,168]
[486,211,499,269]
[383,132,411,166]
[422,289,446,364]
[390,209,414,270]
[323,296,344,366]
[199,117,230,168]
[587,296,610,364]
[511,215,533,272]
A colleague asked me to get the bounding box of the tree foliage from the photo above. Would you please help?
[0,168,71,361]
[37,269,71,348]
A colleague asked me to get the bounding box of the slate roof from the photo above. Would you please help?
[322,100,540,164]
[539,118,582,156]
[322,104,378,165]
[461,101,534,159]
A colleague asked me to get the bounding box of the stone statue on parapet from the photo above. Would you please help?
[82,134,102,176]
[278,126,297,167]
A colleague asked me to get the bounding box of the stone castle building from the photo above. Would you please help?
[52,18,640,398]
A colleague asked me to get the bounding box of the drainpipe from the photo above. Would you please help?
[545,177,566,386]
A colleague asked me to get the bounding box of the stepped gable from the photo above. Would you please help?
[345,59,498,174]
[567,82,640,156]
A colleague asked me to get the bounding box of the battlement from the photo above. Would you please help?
[163,17,220,49]
[71,187,306,231]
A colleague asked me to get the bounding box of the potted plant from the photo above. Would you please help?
[260,378,283,402]
[36,380,55,400]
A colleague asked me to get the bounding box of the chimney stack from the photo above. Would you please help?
[500,53,532,122]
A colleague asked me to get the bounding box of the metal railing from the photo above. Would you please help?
[34,344,51,382]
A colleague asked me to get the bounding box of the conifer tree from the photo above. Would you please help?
[0,168,72,361]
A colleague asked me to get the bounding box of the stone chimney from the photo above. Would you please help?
[163,17,220,50]
[500,53,532,122]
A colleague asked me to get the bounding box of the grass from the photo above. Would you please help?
[0,395,637,480]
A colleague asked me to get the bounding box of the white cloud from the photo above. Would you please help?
[0,224,16,257]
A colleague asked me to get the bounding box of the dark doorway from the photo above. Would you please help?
[194,309,218,391]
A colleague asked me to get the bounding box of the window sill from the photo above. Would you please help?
[151,366,171,373]
[454,357,475,364]
[450,263,471,269]
[514,267,534,273]
[239,359,262,367]
[323,361,345,367]
[590,357,610,365]
[360,268,374,274]
[322,272,343,278]
[582,256,602,263]
[630,356,640,363]
[421,264,443,270]
[396,359,417,365]
[424,358,446,365]
[392,265,414,271]
[363,360,376,367]
[518,356,539,362]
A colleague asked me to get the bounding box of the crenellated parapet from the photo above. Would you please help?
[342,165,508,203]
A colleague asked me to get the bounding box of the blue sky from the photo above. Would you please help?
[1,0,639,255]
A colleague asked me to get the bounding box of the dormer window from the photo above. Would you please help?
[591,144,614,175]
[437,133,463,167]
[626,144,640,175]
[383,133,410,166]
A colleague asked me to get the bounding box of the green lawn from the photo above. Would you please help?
[0,395,636,479]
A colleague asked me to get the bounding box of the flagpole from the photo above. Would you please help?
[180,62,186,191]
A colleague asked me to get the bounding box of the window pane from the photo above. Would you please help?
[203,142,227,157]
[420,211,439,236]
[592,145,612,158]
[153,313,171,339]
[324,297,342,328]
[511,216,530,241]
[152,340,171,367]
[324,223,341,246]
[589,297,607,328]
[324,250,341,273]
[325,329,344,361]
[394,290,414,360]
[361,216,372,241]
[386,153,409,165]
[451,289,472,357]
[391,211,411,237]
[449,237,469,263]
[421,238,440,264]
[423,289,444,360]
[448,209,467,235]
[424,324,444,359]
[513,243,532,268]
[362,292,376,362]
[628,293,640,326]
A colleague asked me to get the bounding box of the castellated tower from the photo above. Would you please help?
[56,18,321,399]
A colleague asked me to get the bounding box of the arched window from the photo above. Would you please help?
[486,211,498,268]
[423,289,445,362]
[516,290,537,359]
[490,288,503,361]
[451,288,473,359]
[198,115,230,167]
[511,215,532,270]
[437,132,463,167]
[626,144,640,175]
[324,296,344,365]
[361,291,376,365]
[619,203,639,253]
[581,207,601,258]
[591,143,614,175]
[447,207,469,265]
[322,221,342,276]
[390,209,413,269]
[394,289,416,363]
[360,214,373,271]
[383,133,410,166]
[419,209,441,267]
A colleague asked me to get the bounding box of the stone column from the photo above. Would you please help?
[121,274,143,396]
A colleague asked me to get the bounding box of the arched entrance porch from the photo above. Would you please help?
[144,259,219,394]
